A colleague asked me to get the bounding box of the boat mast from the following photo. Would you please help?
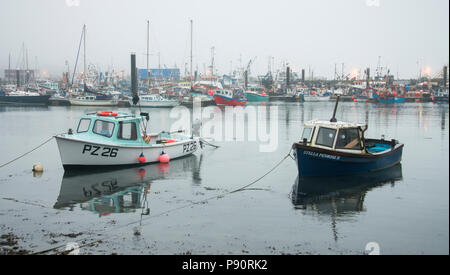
[71,25,85,89]
[210,46,215,86]
[147,20,150,90]
[190,19,193,88]
[8,53,11,83]
[330,96,340,123]
[83,24,86,85]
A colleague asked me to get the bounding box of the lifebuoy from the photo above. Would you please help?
[97,111,118,117]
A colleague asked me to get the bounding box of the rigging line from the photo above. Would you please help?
[33,149,294,254]
[123,149,294,228]
[71,26,85,88]
[199,138,220,149]
[0,136,55,169]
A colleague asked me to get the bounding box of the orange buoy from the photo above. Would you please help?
[159,152,170,163]
[138,153,146,163]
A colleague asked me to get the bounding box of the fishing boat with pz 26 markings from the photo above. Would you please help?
[55,111,200,169]
[292,96,404,177]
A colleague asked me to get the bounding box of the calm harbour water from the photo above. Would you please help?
[0,102,448,255]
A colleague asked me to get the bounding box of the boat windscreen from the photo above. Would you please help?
[301,127,314,142]
[93,120,115,138]
[335,128,362,150]
[77,118,91,133]
[316,127,336,148]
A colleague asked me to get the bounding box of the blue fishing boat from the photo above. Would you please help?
[245,86,269,102]
[0,89,50,105]
[292,96,404,177]
[372,91,405,104]
[377,96,405,104]
[246,91,269,102]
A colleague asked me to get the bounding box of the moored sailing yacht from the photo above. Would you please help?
[0,86,50,105]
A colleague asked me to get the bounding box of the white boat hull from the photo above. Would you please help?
[130,100,180,108]
[303,96,331,102]
[55,135,199,168]
[70,99,118,106]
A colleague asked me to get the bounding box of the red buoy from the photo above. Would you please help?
[159,152,170,163]
[138,153,146,163]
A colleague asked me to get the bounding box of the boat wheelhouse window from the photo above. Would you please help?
[335,128,362,150]
[77,118,91,133]
[118,122,137,141]
[301,127,314,142]
[93,120,115,138]
[316,127,336,148]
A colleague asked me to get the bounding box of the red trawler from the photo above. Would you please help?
[213,89,247,106]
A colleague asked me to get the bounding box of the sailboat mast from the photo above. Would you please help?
[83,24,86,84]
[190,19,193,87]
[147,20,150,89]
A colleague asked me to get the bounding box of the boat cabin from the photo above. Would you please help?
[215,89,234,98]
[140,94,165,102]
[71,112,148,146]
[300,120,398,155]
[76,95,97,101]
[300,120,369,154]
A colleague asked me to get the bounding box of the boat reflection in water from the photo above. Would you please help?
[54,155,201,216]
[291,164,403,240]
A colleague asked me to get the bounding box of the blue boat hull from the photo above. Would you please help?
[293,142,403,177]
[0,95,51,105]
[246,93,269,102]
[433,96,449,103]
[377,97,405,104]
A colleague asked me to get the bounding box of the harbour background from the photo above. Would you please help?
[0,101,448,255]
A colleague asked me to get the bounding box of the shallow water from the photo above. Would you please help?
[0,102,448,255]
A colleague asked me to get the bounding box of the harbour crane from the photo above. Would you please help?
[243,56,257,89]
[246,56,257,77]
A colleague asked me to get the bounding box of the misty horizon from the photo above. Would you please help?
[0,0,449,79]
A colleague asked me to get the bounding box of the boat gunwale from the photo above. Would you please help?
[293,141,404,159]
[214,93,247,102]
[55,134,197,149]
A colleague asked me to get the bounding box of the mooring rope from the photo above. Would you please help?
[32,148,295,255]
[0,136,56,169]
[199,138,220,149]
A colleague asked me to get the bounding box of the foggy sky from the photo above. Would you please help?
[0,0,448,79]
